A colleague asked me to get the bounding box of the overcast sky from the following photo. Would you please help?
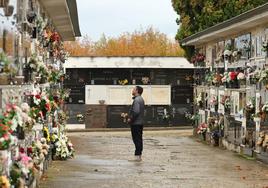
[76,0,178,41]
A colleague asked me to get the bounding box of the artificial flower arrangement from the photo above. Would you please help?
[261,102,268,114]
[245,98,255,119]
[237,72,246,81]
[259,69,268,86]
[197,123,208,134]
[256,131,268,150]
[26,54,45,73]
[221,72,230,83]
[223,44,233,61]
[0,51,11,74]
[43,127,50,143]
[262,40,268,53]
[249,69,260,84]
[195,93,203,107]
[229,71,238,81]
[191,53,206,66]
[48,68,65,84]
[224,49,232,58]
[215,50,224,63]
[76,113,84,122]
[185,112,199,122]
[232,49,242,61]
[205,72,214,85]
[30,91,52,119]
[9,148,35,187]
[141,77,150,84]
[212,72,223,85]
[0,175,10,188]
[237,72,246,86]
[221,96,231,110]
[118,79,128,85]
[50,129,73,160]
[0,104,26,149]
[210,95,218,106]
[120,113,128,123]
[58,110,69,125]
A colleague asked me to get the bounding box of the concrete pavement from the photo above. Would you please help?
[40,130,268,188]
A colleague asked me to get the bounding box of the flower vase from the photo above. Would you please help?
[254,117,261,122]
[239,80,246,88]
[202,132,206,141]
[224,107,230,114]
[16,126,25,140]
[225,82,230,88]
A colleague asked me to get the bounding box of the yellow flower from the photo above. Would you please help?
[43,127,50,142]
[0,176,10,188]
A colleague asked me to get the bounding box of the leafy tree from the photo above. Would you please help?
[64,27,185,57]
[172,0,268,58]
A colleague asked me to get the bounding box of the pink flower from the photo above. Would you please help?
[3,134,9,141]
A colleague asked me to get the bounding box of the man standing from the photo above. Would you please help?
[128,86,145,162]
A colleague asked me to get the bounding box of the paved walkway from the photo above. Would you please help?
[40,130,268,188]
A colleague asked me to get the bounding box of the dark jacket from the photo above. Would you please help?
[129,95,145,125]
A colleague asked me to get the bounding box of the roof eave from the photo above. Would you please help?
[39,0,80,41]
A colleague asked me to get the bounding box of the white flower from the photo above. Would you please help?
[224,50,232,56]
[21,103,30,113]
[237,73,246,80]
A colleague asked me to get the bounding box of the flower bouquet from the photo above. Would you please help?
[237,72,246,87]
[229,71,238,88]
[245,98,255,120]
[120,113,128,123]
[212,73,223,86]
[141,77,150,85]
[0,175,10,188]
[221,72,230,87]
[118,79,128,85]
[249,69,260,84]
[262,40,268,55]
[197,123,208,140]
[262,102,268,114]
[76,113,84,123]
[191,53,205,67]
[259,69,268,89]
[195,93,203,108]
[232,50,242,61]
[54,135,70,160]
[221,96,231,114]
[211,95,217,104]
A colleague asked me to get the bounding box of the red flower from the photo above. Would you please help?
[45,103,51,111]
[39,111,44,118]
[19,147,25,153]
[35,95,41,99]
[27,147,33,154]
[51,32,60,42]
[229,72,237,81]
[2,126,9,131]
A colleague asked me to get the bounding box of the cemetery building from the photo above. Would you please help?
[63,56,194,128]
